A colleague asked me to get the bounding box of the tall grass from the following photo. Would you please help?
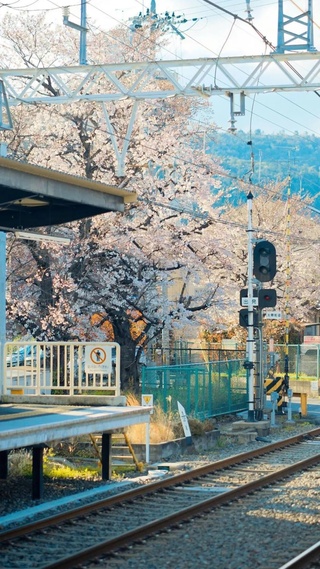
[126,393,175,443]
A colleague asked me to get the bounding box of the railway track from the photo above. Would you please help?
[1,427,320,569]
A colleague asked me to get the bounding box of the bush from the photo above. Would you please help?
[173,417,217,438]
[125,392,175,443]
[9,450,32,476]
[126,393,219,442]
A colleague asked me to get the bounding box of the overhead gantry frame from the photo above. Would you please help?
[1,51,320,172]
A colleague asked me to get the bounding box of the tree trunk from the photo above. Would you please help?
[112,318,139,391]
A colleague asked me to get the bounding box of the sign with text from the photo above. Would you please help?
[142,394,154,413]
[304,336,320,344]
[177,401,192,439]
[85,345,112,373]
[241,297,258,307]
[264,310,282,320]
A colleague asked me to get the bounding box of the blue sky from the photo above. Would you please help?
[1,0,320,136]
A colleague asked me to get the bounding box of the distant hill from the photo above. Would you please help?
[207,131,320,209]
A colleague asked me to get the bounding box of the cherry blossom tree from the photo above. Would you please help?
[2,13,319,388]
[214,183,320,341]
[1,13,232,388]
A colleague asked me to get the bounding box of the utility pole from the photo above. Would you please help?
[0,145,7,395]
[242,194,278,421]
[63,0,88,65]
[246,191,255,421]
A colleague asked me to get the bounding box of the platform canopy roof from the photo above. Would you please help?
[0,157,136,229]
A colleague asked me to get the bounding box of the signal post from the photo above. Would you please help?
[240,192,277,421]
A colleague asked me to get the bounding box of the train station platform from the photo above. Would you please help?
[0,403,151,499]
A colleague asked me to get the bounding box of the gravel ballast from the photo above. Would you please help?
[0,416,318,524]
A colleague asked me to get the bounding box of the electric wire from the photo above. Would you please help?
[2,0,320,202]
[0,0,63,9]
[201,0,320,98]
[141,194,320,247]
[6,0,320,139]
[85,1,320,137]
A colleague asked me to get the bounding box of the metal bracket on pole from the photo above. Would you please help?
[228,92,245,133]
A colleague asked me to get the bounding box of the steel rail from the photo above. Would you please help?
[40,451,320,569]
[1,426,319,544]
[278,541,320,568]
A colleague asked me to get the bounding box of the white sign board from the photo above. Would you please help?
[241,297,258,307]
[264,311,283,320]
[142,394,154,413]
[85,345,112,373]
[177,401,192,438]
[311,381,318,392]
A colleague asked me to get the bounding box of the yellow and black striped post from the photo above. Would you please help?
[264,375,285,413]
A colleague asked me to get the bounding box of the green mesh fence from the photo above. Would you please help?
[275,344,320,379]
[141,359,248,419]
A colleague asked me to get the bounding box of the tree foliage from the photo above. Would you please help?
[2,13,320,389]
[1,13,231,387]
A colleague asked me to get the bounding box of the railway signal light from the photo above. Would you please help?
[239,309,259,328]
[258,289,277,309]
[240,288,258,306]
[253,240,276,282]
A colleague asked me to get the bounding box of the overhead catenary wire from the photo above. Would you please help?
[201,0,320,99]
[2,0,320,204]
[139,195,320,247]
[86,3,320,140]
[4,0,320,139]
[59,0,320,134]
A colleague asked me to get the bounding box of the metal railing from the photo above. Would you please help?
[147,344,320,380]
[3,341,121,397]
[148,346,245,366]
[141,359,248,419]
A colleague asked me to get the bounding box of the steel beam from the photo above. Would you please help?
[1,53,320,108]
[2,51,320,167]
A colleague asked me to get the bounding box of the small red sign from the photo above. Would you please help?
[304,336,320,344]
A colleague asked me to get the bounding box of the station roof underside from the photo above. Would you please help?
[0,157,136,229]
